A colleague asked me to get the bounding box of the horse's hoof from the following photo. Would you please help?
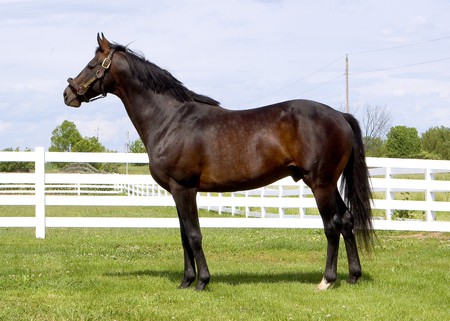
[195,279,209,291]
[317,277,334,291]
[178,278,195,289]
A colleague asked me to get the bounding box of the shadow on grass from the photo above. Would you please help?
[105,269,373,287]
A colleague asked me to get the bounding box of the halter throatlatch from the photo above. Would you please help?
[67,49,115,102]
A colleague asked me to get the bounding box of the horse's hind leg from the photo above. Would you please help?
[314,186,343,290]
[339,198,362,284]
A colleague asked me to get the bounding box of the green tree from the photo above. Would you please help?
[72,136,110,171]
[385,126,421,158]
[49,120,82,152]
[128,138,146,153]
[363,137,385,157]
[421,126,450,160]
[49,121,112,171]
[0,147,34,172]
[73,137,106,153]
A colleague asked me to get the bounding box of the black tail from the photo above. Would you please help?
[341,113,374,251]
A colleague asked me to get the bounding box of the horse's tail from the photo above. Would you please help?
[341,113,374,251]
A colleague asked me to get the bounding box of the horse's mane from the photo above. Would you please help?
[100,43,220,106]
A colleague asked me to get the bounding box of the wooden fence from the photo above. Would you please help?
[1,147,449,238]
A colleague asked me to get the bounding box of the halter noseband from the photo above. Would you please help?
[67,49,115,102]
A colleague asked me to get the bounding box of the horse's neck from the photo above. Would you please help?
[115,87,177,150]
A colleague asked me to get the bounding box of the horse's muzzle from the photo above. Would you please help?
[63,86,82,108]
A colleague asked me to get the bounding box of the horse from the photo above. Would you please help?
[63,33,373,291]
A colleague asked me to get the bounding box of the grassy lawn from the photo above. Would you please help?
[0,217,448,320]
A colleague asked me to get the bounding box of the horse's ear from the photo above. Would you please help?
[97,32,110,52]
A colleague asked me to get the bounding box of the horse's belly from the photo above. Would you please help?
[198,164,291,192]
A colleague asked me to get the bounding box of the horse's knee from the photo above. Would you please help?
[187,231,203,249]
[323,215,343,240]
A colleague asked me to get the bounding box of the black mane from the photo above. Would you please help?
[101,44,220,106]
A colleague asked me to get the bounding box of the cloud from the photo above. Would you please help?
[414,16,427,25]
[1,0,450,151]
[0,121,13,138]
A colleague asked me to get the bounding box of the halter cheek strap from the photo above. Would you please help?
[67,49,115,102]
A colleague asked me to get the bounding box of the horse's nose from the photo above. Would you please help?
[63,88,69,104]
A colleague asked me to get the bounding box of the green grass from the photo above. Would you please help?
[0,218,449,320]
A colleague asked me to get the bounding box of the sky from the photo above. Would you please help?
[0,0,449,152]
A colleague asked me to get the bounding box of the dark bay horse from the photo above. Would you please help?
[63,33,373,291]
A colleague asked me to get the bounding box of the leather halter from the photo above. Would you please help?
[67,49,115,102]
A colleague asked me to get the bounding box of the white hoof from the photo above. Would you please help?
[317,277,334,291]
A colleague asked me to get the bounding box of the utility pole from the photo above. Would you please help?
[345,54,349,113]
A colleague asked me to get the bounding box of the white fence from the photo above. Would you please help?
[1,147,449,238]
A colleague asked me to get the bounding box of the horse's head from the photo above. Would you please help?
[63,33,116,107]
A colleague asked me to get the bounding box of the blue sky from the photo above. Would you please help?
[1,0,449,151]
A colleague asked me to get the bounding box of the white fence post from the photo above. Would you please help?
[385,166,393,220]
[425,167,435,221]
[35,147,46,239]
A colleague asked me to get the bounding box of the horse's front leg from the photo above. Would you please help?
[177,214,196,288]
[172,186,210,290]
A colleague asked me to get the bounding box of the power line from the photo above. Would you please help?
[349,35,450,56]
[297,74,344,96]
[237,35,450,107]
[351,56,450,75]
[298,55,345,81]
[237,55,344,107]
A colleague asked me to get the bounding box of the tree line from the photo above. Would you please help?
[361,104,449,160]
[0,120,145,173]
[365,125,450,159]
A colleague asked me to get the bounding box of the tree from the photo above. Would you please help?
[49,120,82,152]
[362,104,391,139]
[385,126,421,158]
[363,137,385,157]
[128,138,146,153]
[361,104,391,157]
[0,147,34,172]
[49,120,110,171]
[127,138,147,167]
[72,137,106,153]
[421,126,450,160]
[49,121,108,153]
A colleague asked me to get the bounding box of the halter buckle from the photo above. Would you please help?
[102,57,112,69]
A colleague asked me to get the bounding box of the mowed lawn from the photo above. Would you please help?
[0,207,449,320]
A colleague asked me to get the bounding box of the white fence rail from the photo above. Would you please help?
[1,147,449,238]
